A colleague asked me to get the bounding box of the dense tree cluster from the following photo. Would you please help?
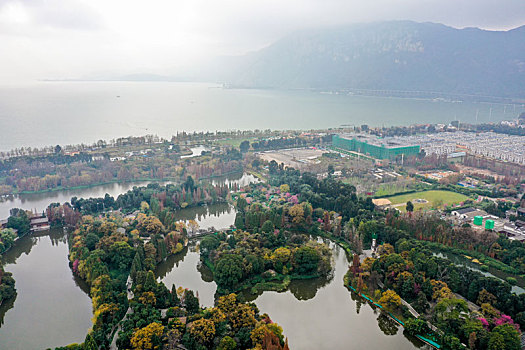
[0,228,17,254]
[386,211,525,274]
[118,274,288,350]
[347,240,523,350]
[6,208,31,237]
[69,178,231,216]
[202,195,333,294]
[0,266,16,306]
[0,145,244,194]
[68,210,186,348]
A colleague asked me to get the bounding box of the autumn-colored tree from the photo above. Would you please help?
[189,318,216,345]
[139,291,157,306]
[288,204,304,225]
[271,247,291,265]
[137,214,164,236]
[434,286,453,301]
[377,243,394,256]
[477,289,497,306]
[279,184,290,193]
[217,293,238,317]
[378,290,401,311]
[351,254,361,276]
[481,303,501,319]
[130,322,164,350]
[230,304,257,331]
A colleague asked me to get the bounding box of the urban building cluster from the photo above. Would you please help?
[400,132,525,165]
[451,207,525,242]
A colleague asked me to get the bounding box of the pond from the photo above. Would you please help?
[0,180,160,219]
[181,145,210,158]
[0,229,93,350]
[0,174,258,349]
[0,172,258,219]
[157,207,427,349]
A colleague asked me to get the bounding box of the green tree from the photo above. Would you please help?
[83,333,97,350]
[261,220,275,233]
[215,254,244,290]
[7,209,30,237]
[239,141,250,153]
[200,235,220,257]
[292,246,320,274]
[184,290,200,315]
[490,324,521,350]
[488,333,505,350]
[404,318,429,335]
[406,201,414,212]
[218,335,237,350]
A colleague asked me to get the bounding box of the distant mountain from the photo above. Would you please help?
[219,21,525,99]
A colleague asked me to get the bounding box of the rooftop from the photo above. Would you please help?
[453,207,477,215]
[337,133,418,149]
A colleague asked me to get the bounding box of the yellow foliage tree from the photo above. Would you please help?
[189,318,216,345]
[230,304,257,331]
[279,184,290,193]
[139,291,157,306]
[137,215,164,236]
[271,247,291,264]
[288,205,304,225]
[377,243,394,256]
[130,322,164,350]
[378,290,402,310]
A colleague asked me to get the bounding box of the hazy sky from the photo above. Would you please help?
[1,0,524,82]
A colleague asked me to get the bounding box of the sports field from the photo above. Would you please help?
[384,190,470,212]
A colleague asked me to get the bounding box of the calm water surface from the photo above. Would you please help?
[0,181,159,219]
[0,174,255,349]
[157,205,426,349]
[0,172,256,219]
[1,81,522,150]
[0,229,92,350]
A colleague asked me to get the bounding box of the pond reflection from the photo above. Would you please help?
[156,228,425,349]
[0,228,93,350]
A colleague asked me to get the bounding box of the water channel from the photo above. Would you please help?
[0,174,429,349]
[157,210,427,349]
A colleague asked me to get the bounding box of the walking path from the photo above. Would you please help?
[109,276,134,350]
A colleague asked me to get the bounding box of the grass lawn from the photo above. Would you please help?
[384,190,471,212]
[215,137,256,148]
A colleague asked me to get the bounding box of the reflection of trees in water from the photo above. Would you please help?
[210,173,259,188]
[155,242,215,286]
[288,272,334,300]
[173,203,233,222]
[0,295,16,327]
[1,235,37,265]
[156,246,189,280]
[377,313,400,336]
[47,228,68,246]
[349,291,365,314]
[197,262,214,283]
[0,227,92,328]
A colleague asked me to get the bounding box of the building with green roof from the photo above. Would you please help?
[332,134,420,160]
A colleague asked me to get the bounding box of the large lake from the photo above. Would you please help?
[0,81,522,150]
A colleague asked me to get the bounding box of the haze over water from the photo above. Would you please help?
[0,81,521,151]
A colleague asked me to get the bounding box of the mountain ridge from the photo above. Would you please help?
[218,21,525,99]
